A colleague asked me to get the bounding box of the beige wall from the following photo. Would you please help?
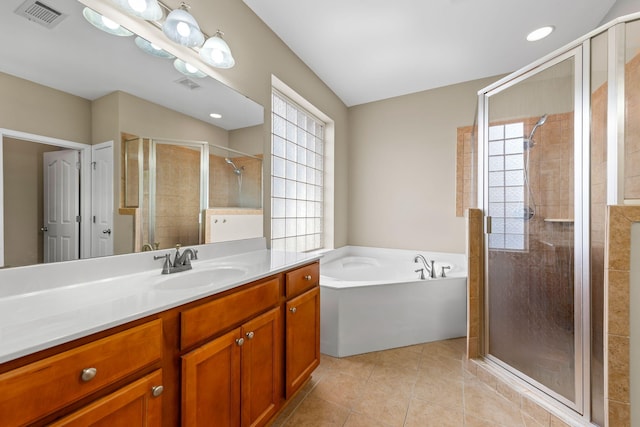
[347,76,500,253]
[0,72,91,143]
[230,125,263,155]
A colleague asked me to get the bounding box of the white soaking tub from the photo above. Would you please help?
[320,246,467,357]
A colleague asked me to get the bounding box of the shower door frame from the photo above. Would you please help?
[478,44,590,417]
[148,138,209,247]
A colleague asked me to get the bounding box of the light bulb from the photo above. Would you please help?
[177,21,191,37]
[101,16,120,30]
[128,0,146,13]
[150,43,161,51]
[209,49,224,64]
[185,63,198,73]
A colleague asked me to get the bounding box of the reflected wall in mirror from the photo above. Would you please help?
[0,0,264,268]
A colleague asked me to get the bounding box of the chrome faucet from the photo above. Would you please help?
[413,255,436,279]
[154,245,198,274]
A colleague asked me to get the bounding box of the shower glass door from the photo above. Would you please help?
[483,48,584,410]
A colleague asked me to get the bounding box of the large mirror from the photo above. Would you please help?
[0,0,264,268]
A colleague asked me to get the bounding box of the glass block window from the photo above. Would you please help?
[271,90,324,252]
[488,122,527,250]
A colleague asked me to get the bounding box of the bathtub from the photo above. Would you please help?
[320,246,467,357]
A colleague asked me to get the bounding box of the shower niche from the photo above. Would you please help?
[122,135,263,251]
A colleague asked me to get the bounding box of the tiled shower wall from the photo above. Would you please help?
[209,154,262,209]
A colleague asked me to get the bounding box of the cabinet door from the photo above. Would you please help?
[182,328,242,427]
[241,307,282,427]
[285,286,320,398]
[49,370,163,426]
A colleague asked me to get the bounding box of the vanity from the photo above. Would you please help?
[0,239,321,426]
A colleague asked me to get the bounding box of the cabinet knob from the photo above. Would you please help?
[245,331,255,340]
[304,275,312,281]
[289,307,297,314]
[236,337,245,346]
[151,385,164,397]
[81,367,97,382]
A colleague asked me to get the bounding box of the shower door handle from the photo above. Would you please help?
[485,216,492,234]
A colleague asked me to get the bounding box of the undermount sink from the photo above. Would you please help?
[155,265,250,290]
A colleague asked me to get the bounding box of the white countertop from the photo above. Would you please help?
[0,244,319,364]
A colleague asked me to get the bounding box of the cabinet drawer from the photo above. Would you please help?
[0,319,162,426]
[181,277,281,349]
[285,262,319,297]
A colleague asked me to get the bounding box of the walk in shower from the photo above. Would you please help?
[122,137,262,251]
[478,14,640,425]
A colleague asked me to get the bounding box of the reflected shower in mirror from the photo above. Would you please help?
[0,0,264,268]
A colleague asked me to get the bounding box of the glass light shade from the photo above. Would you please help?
[82,7,133,37]
[199,32,235,69]
[162,8,204,47]
[135,36,175,59]
[113,0,163,21]
[173,58,207,78]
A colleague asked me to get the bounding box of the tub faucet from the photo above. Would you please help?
[413,255,436,279]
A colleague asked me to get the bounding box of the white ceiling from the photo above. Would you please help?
[243,0,618,106]
[0,0,263,131]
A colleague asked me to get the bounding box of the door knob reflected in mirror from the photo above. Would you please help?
[102,229,112,235]
[40,226,48,232]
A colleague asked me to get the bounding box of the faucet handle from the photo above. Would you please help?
[440,266,451,278]
[154,253,172,274]
[415,268,426,280]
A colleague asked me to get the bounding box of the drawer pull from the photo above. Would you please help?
[304,275,312,281]
[80,367,97,382]
[289,307,297,314]
[246,331,255,340]
[151,385,164,397]
[236,337,245,346]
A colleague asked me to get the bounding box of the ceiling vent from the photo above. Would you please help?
[175,77,201,90]
[14,0,67,29]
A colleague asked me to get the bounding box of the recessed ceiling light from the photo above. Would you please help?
[210,113,222,119]
[527,26,554,42]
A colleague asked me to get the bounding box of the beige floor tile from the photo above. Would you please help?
[368,364,419,391]
[404,398,464,427]
[325,353,377,380]
[343,412,392,427]
[463,414,501,427]
[309,371,368,409]
[464,379,525,426]
[413,375,463,410]
[283,395,350,427]
[377,346,423,370]
[351,381,412,426]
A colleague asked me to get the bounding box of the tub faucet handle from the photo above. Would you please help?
[440,265,451,278]
[415,268,426,280]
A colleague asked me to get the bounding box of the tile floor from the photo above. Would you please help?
[270,338,569,427]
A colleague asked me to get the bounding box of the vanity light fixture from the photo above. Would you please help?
[526,26,554,42]
[209,113,222,119]
[135,36,175,59]
[173,58,207,78]
[113,0,163,21]
[162,2,204,47]
[82,7,133,36]
[200,30,235,69]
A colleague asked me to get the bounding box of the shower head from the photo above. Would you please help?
[224,157,243,175]
[524,113,548,149]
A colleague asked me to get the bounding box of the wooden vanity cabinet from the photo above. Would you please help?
[180,277,283,427]
[49,369,163,426]
[285,286,320,398]
[0,319,163,426]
